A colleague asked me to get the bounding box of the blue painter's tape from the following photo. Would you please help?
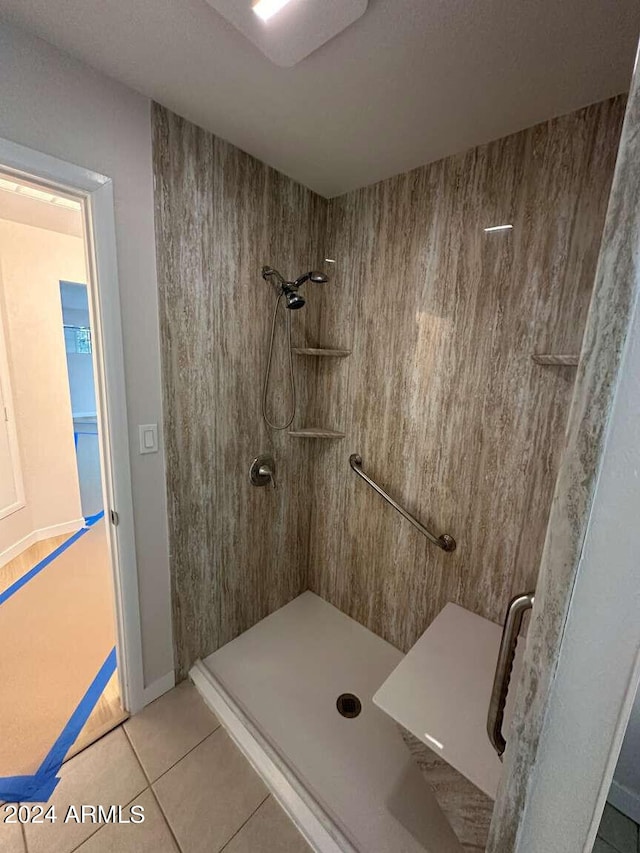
[0,647,117,802]
[0,510,104,607]
[0,526,90,607]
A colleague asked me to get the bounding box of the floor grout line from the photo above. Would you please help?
[65,783,150,853]
[147,783,183,852]
[122,724,183,853]
[62,726,146,853]
[137,721,222,787]
[124,712,269,853]
[217,793,271,853]
[22,696,242,853]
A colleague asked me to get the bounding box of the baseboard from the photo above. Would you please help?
[608,779,640,825]
[142,671,175,707]
[190,660,356,853]
[35,518,85,541]
[0,517,84,569]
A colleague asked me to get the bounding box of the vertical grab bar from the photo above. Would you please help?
[487,591,535,759]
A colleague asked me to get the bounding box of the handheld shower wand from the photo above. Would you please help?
[260,265,329,428]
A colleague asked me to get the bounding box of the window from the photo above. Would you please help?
[64,325,92,355]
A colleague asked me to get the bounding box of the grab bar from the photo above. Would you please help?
[349,454,456,552]
[487,591,535,759]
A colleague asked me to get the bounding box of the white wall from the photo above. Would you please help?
[0,219,84,555]
[0,21,174,691]
[610,686,640,823]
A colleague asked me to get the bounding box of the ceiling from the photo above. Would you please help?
[0,0,638,197]
[0,174,83,237]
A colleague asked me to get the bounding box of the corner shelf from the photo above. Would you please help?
[293,348,351,358]
[287,428,345,439]
[531,354,579,366]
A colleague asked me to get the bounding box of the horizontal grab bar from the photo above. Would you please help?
[349,454,456,552]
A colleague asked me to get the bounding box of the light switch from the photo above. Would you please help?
[139,423,158,454]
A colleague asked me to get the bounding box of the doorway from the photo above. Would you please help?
[60,280,102,519]
[0,166,130,802]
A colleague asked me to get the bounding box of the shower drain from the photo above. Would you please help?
[336,693,362,718]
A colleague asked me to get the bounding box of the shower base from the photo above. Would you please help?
[191,591,463,852]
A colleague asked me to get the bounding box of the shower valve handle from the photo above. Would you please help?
[249,455,276,489]
[260,463,276,489]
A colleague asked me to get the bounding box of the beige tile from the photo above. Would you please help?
[598,804,639,853]
[125,681,219,781]
[0,810,25,853]
[75,789,178,853]
[153,728,268,853]
[222,796,311,853]
[23,728,147,853]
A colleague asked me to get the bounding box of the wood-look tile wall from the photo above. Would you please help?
[152,104,326,678]
[153,97,624,678]
[304,97,625,652]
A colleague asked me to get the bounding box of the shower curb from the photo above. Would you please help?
[190,660,357,853]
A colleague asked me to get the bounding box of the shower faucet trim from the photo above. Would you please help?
[249,454,276,488]
[261,265,328,311]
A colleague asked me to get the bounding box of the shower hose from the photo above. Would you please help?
[262,291,296,430]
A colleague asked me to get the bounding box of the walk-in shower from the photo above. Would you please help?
[261,265,328,429]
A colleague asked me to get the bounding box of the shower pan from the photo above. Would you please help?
[191,593,464,853]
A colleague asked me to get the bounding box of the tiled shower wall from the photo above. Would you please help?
[152,104,326,678]
[153,97,624,676]
[304,96,625,652]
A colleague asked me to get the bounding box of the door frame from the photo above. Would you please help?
[0,136,145,713]
[0,297,26,521]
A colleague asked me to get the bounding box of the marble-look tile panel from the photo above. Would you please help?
[399,727,493,851]
[487,65,640,853]
[152,104,327,677]
[305,97,625,653]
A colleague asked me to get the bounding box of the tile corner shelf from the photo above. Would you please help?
[287,428,346,439]
[531,354,579,366]
[293,347,351,358]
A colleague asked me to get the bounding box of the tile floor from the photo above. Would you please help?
[0,681,311,853]
[594,802,640,853]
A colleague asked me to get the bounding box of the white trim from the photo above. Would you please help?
[190,660,355,853]
[0,137,145,714]
[84,180,144,713]
[0,517,84,568]
[142,670,175,706]
[0,293,26,520]
[0,499,26,522]
[0,533,38,569]
[34,517,85,540]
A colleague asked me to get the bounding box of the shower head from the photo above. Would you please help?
[293,271,329,287]
[285,290,306,309]
[261,265,328,310]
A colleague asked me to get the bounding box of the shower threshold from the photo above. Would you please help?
[191,592,463,853]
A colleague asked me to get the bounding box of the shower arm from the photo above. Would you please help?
[349,454,456,552]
